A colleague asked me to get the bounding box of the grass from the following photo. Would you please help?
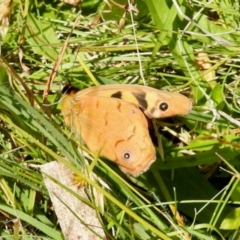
[0,0,240,239]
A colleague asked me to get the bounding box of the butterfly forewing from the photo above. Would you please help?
[75,84,192,119]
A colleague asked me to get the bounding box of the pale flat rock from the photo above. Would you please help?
[40,161,105,240]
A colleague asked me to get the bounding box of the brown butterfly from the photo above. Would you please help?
[61,84,192,176]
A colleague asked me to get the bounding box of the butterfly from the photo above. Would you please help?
[61,84,192,176]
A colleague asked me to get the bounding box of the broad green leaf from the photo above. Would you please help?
[211,83,225,108]
[220,208,240,230]
[158,148,239,170]
[25,14,61,61]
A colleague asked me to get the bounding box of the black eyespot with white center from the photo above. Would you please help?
[159,102,168,111]
[122,151,132,160]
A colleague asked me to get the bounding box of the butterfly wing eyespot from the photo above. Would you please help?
[130,108,136,114]
[159,102,168,111]
[122,150,132,161]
